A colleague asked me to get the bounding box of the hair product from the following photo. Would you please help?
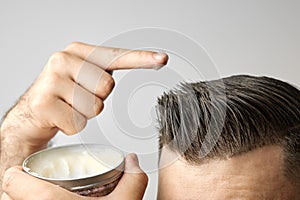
[23,144,124,197]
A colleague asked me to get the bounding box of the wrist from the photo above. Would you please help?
[0,111,57,167]
[1,96,58,149]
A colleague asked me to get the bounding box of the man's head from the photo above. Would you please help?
[156,75,300,199]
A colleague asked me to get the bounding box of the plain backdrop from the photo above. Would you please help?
[1,1,299,199]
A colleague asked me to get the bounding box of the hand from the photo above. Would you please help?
[0,42,168,195]
[1,42,168,150]
[1,154,148,200]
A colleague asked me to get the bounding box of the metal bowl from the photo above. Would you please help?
[23,144,124,197]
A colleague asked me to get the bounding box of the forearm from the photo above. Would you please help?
[0,111,47,167]
[0,129,41,190]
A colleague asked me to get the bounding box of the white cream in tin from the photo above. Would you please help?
[25,147,122,179]
[23,144,124,197]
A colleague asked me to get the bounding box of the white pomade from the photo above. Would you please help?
[24,146,123,179]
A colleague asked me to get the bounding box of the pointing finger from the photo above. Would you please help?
[64,42,169,70]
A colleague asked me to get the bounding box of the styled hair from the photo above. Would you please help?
[156,75,300,183]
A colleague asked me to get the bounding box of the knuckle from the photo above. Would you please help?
[43,74,61,92]
[65,41,82,51]
[47,51,69,70]
[103,76,115,94]
[135,50,147,59]
[29,71,62,109]
[66,113,87,135]
[94,98,104,116]
[111,47,122,57]
[30,77,58,110]
[75,117,87,133]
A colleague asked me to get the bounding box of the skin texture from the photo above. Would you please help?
[0,42,168,199]
[158,145,299,200]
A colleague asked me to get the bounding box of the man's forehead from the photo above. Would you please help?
[158,145,296,199]
[159,145,283,171]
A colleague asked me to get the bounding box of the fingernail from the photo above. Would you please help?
[153,52,167,61]
[125,153,139,172]
[138,63,164,70]
[153,64,164,70]
[128,153,139,164]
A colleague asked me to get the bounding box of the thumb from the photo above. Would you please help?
[106,154,148,200]
[2,166,82,200]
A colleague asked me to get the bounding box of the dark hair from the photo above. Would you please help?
[156,75,300,183]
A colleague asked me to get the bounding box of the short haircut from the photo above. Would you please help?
[156,75,300,184]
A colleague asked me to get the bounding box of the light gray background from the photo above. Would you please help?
[1,1,299,199]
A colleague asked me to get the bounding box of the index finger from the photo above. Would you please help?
[64,42,169,70]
